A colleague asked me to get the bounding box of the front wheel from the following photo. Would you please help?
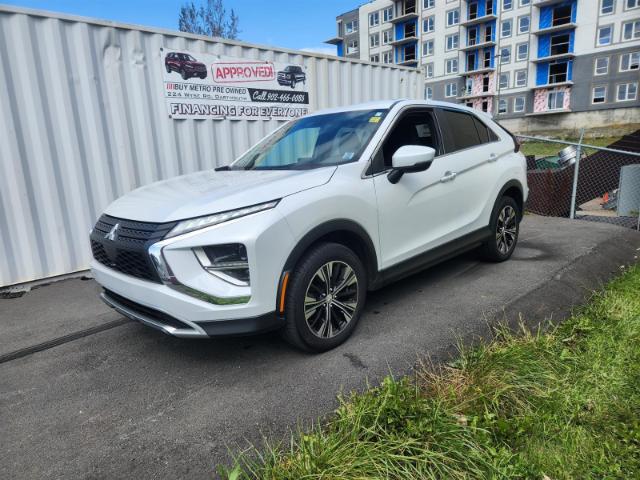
[180,69,187,80]
[282,243,367,352]
[480,196,520,262]
[290,79,296,89]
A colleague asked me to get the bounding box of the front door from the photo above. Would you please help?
[372,109,460,269]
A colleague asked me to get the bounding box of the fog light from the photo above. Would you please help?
[193,244,250,286]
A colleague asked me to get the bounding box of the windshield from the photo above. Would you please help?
[230,109,388,170]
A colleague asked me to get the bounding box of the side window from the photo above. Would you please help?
[436,109,494,153]
[380,110,440,168]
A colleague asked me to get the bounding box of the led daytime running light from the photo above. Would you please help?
[166,200,279,239]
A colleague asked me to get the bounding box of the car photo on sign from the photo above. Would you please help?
[164,52,208,80]
[277,65,306,90]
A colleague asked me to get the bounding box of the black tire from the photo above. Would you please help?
[199,73,206,79]
[282,243,367,352]
[180,69,187,80]
[290,79,296,89]
[480,196,520,262]
[165,65,171,73]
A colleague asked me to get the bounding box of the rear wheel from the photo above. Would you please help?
[165,65,171,73]
[282,243,366,352]
[480,196,520,262]
[180,69,187,80]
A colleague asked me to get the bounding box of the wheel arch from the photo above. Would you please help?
[281,219,379,290]
[497,179,524,220]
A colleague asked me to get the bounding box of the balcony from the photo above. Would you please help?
[460,40,496,51]
[458,90,495,100]
[325,35,343,45]
[533,0,570,7]
[390,1,418,23]
[462,66,495,75]
[531,52,575,63]
[531,81,573,90]
[533,22,576,35]
[390,35,418,45]
[461,14,497,27]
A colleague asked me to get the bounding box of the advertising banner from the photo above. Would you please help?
[161,48,311,120]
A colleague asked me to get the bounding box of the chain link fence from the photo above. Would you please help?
[516,129,640,231]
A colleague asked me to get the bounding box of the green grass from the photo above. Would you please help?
[220,265,640,479]
[520,136,621,158]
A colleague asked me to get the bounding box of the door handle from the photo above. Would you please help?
[488,153,498,162]
[440,171,457,183]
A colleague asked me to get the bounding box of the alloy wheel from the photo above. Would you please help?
[304,261,358,339]
[496,205,517,255]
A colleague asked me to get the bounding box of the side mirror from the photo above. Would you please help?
[387,145,436,184]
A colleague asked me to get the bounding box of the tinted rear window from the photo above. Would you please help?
[437,109,498,153]
[437,109,481,152]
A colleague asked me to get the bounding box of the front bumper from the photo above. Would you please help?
[101,289,280,338]
[91,207,295,338]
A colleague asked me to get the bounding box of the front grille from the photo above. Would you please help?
[104,289,194,331]
[90,215,176,283]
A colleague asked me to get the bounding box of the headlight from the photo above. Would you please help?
[194,244,250,286]
[165,200,279,239]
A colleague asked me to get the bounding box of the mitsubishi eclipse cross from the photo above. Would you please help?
[91,100,528,352]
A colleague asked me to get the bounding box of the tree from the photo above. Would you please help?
[178,0,240,40]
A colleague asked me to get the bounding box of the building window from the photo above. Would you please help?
[425,86,433,100]
[595,57,610,75]
[514,96,525,112]
[383,7,394,22]
[499,72,510,89]
[382,30,393,44]
[424,16,435,33]
[445,82,458,97]
[382,51,393,63]
[622,20,640,41]
[370,11,380,27]
[550,33,571,56]
[548,62,569,83]
[626,0,640,9]
[345,20,358,34]
[424,0,435,9]
[446,58,459,74]
[500,46,511,63]
[520,0,531,5]
[370,33,380,48]
[601,0,615,15]
[598,25,613,45]
[620,52,640,71]
[515,70,527,87]
[592,85,607,103]
[547,89,565,110]
[347,40,359,54]
[498,99,508,114]
[446,9,460,26]
[423,39,435,56]
[370,54,380,63]
[518,15,530,34]
[501,19,512,38]
[446,33,459,50]
[617,82,638,101]
[425,62,434,77]
[516,43,529,61]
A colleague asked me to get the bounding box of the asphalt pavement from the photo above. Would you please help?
[1,216,639,479]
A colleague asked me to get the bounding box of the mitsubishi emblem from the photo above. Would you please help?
[105,223,120,241]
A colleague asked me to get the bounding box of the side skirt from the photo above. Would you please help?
[369,227,491,290]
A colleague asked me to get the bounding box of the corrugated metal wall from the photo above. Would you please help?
[0,6,422,287]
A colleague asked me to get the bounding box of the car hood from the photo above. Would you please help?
[103,167,336,223]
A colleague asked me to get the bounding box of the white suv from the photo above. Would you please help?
[91,100,527,352]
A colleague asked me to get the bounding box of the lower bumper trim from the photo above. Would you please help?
[100,289,282,338]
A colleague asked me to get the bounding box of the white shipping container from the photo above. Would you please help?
[0,5,422,287]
